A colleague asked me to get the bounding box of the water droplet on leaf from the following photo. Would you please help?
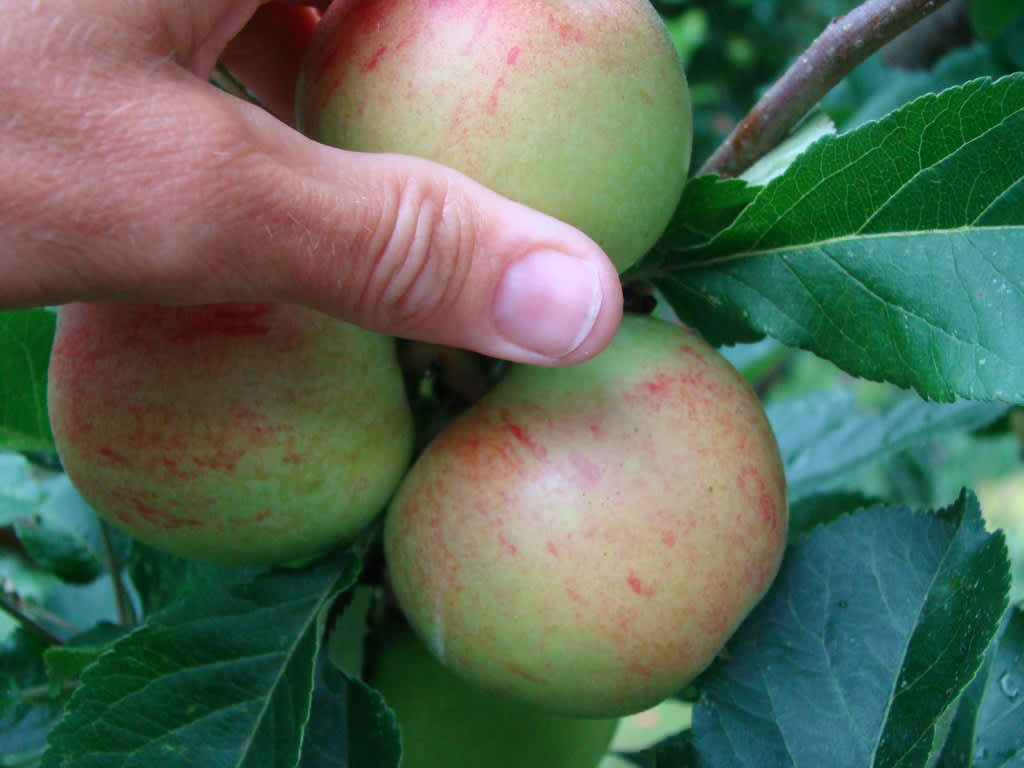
[999,672,1020,699]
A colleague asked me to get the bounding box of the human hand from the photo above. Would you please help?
[0,1,622,364]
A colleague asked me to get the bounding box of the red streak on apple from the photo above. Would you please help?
[363,44,389,72]
[627,572,656,598]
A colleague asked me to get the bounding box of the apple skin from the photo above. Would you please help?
[47,302,414,566]
[296,0,692,272]
[384,314,787,717]
[363,617,618,768]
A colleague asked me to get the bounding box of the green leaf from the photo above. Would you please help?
[127,540,263,617]
[934,631,991,768]
[14,477,126,585]
[788,490,876,542]
[43,621,130,693]
[0,452,45,526]
[298,655,400,768]
[654,74,1024,401]
[935,606,1024,768]
[826,45,1008,132]
[647,174,759,256]
[640,175,762,344]
[768,390,1006,502]
[0,630,66,762]
[739,112,835,187]
[692,491,1010,768]
[323,585,373,680]
[0,310,56,453]
[971,0,1024,39]
[298,586,400,767]
[974,607,1024,766]
[41,555,362,768]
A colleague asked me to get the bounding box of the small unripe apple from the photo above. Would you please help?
[363,617,618,768]
[297,0,692,272]
[47,303,414,566]
[384,314,787,717]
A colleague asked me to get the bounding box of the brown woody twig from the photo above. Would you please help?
[699,0,953,179]
[0,590,66,646]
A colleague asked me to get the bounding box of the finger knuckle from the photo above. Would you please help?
[360,172,475,331]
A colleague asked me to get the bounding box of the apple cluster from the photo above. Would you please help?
[46,0,787,732]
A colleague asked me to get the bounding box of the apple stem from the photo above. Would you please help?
[100,522,138,627]
[699,0,953,178]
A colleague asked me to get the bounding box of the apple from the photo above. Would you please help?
[47,302,414,566]
[364,617,618,768]
[384,314,787,717]
[296,0,692,272]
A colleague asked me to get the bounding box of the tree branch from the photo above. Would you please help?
[699,0,953,178]
[0,591,65,646]
[882,0,973,69]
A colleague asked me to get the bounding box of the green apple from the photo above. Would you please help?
[47,302,414,566]
[364,617,618,768]
[384,314,787,717]
[296,0,692,272]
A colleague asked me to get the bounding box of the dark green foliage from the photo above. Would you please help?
[0,310,55,453]
[693,494,1010,768]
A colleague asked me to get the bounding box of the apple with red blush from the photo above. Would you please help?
[47,303,414,566]
[384,314,788,717]
[296,0,692,272]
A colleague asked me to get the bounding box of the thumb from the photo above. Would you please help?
[212,97,624,365]
[1,0,621,365]
[180,0,623,364]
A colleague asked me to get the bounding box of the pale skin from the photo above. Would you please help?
[0,0,622,365]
